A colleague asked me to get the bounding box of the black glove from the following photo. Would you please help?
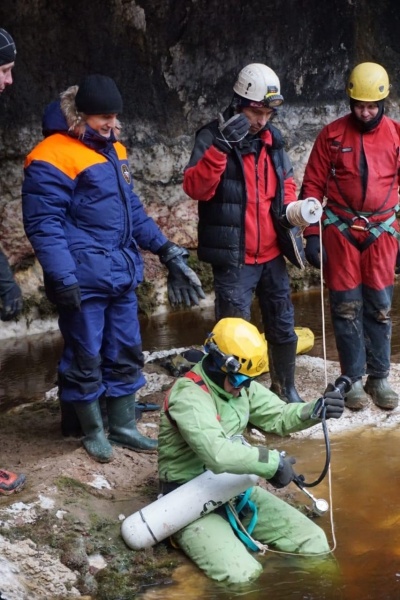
[305,235,326,269]
[157,243,205,307]
[267,454,297,489]
[214,113,250,152]
[396,248,400,275]
[312,383,345,419]
[53,283,81,311]
[0,282,23,321]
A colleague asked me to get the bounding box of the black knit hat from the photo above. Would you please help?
[75,75,123,115]
[0,28,16,66]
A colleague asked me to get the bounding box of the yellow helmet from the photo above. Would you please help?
[204,318,268,378]
[346,62,390,101]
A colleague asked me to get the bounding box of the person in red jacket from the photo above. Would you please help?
[301,62,400,411]
[183,63,305,404]
[0,26,26,495]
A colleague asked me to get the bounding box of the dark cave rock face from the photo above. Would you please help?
[0,0,399,303]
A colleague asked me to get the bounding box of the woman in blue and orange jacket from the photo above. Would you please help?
[22,75,204,463]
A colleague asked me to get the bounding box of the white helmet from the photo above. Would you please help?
[233,63,283,108]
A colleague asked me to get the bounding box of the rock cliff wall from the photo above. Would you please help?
[0,0,399,314]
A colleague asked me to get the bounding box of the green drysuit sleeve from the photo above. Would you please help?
[157,364,322,484]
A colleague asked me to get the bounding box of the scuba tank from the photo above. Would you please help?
[121,470,259,550]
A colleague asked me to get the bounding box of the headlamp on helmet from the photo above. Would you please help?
[263,87,284,108]
[233,63,284,109]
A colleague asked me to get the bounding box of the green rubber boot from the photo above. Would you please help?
[72,400,113,463]
[364,377,399,410]
[107,394,158,453]
[60,401,83,438]
[344,379,368,411]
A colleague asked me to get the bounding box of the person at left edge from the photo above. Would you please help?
[22,75,205,464]
[0,28,23,324]
[0,27,26,496]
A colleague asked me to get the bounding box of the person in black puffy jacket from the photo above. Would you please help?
[183,63,304,405]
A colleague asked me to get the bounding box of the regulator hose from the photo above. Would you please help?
[294,375,352,489]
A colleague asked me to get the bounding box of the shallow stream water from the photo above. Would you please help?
[1,288,400,599]
[136,427,400,600]
[2,285,400,409]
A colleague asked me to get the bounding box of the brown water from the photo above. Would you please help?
[0,295,333,411]
[2,285,400,408]
[2,288,400,598]
[136,428,400,600]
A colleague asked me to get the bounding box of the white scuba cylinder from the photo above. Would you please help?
[121,470,259,550]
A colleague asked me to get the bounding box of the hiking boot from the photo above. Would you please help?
[344,379,368,411]
[364,377,399,410]
[162,349,205,377]
[0,469,26,495]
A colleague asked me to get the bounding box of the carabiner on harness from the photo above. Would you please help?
[350,214,370,231]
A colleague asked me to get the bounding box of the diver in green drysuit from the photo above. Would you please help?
[157,318,345,584]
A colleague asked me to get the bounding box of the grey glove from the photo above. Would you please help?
[214,113,250,152]
[0,251,23,321]
[158,242,205,307]
[305,235,326,269]
[0,282,23,321]
[53,283,81,311]
[312,383,345,419]
[267,454,297,489]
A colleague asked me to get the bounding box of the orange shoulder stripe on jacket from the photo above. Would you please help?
[114,141,127,160]
[24,133,127,179]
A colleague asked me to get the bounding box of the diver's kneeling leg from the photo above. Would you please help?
[173,511,262,584]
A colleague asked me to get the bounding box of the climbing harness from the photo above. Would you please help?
[325,119,400,251]
[323,205,400,252]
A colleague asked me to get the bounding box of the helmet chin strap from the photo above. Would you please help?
[202,354,228,389]
[350,98,385,132]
